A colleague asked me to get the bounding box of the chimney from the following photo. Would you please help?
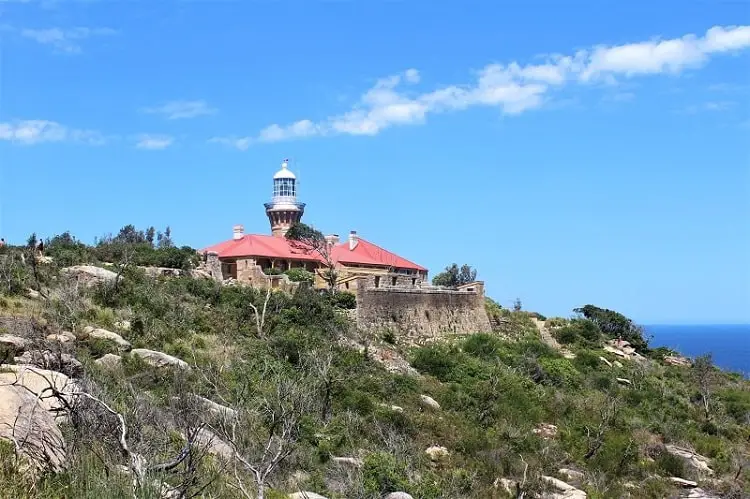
[325,234,340,247]
[349,230,359,251]
[233,225,244,240]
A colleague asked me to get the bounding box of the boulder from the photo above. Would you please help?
[26,288,41,299]
[193,428,234,461]
[598,356,613,367]
[670,477,698,488]
[613,361,623,368]
[131,349,189,370]
[0,364,79,416]
[494,478,518,495]
[14,350,84,377]
[378,403,404,413]
[420,394,441,410]
[425,445,450,462]
[61,265,120,287]
[533,423,558,439]
[542,475,587,498]
[0,334,29,354]
[192,394,238,421]
[384,493,414,499]
[681,488,721,499]
[46,331,76,344]
[558,468,585,483]
[665,355,692,367]
[83,326,131,351]
[0,382,66,475]
[288,493,328,499]
[95,353,123,369]
[665,445,714,475]
[616,378,633,386]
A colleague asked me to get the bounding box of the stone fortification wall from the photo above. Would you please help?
[355,275,491,344]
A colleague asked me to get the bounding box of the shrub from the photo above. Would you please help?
[328,291,356,309]
[463,333,504,360]
[284,267,315,283]
[539,358,582,387]
[362,452,410,495]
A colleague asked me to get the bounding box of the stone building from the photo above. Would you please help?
[201,160,428,289]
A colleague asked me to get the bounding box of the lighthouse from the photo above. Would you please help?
[264,159,306,237]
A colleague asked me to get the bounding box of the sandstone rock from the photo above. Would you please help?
[26,288,41,299]
[0,380,66,475]
[665,355,692,367]
[95,353,123,369]
[330,456,363,468]
[14,350,84,377]
[0,334,29,353]
[46,331,76,344]
[289,492,328,499]
[494,478,518,495]
[613,361,623,368]
[670,477,698,487]
[83,326,131,351]
[665,445,714,475]
[603,345,629,358]
[61,265,120,287]
[378,403,404,413]
[681,488,721,499]
[420,394,441,410]
[616,378,633,386]
[131,349,189,369]
[599,356,613,367]
[0,364,79,415]
[192,394,238,421]
[193,428,234,461]
[533,423,559,439]
[425,445,450,462]
[558,468,585,483]
[542,475,587,498]
[384,493,414,499]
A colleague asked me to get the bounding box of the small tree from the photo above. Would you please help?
[432,263,477,288]
[693,354,715,421]
[513,298,523,312]
[285,222,337,291]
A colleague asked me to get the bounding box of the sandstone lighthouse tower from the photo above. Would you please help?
[265,159,305,237]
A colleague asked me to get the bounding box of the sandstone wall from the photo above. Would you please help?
[355,275,491,344]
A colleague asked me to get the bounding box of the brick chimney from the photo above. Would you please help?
[325,234,340,247]
[349,230,359,251]
[233,225,244,241]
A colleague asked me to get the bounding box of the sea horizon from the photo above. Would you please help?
[644,323,750,376]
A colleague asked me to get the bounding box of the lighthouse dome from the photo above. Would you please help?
[273,159,296,180]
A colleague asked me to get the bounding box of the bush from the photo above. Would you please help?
[328,291,356,309]
[362,452,410,495]
[284,267,315,283]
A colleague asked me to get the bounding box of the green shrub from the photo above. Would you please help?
[463,333,504,360]
[539,358,582,388]
[284,267,315,283]
[327,291,356,309]
[362,452,410,495]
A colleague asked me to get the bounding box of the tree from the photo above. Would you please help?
[114,224,146,245]
[285,222,337,291]
[513,298,523,312]
[145,226,156,246]
[573,304,649,351]
[159,226,174,249]
[431,263,477,288]
[693,354,715,421]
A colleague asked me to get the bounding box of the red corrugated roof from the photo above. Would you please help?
[202,234,322,262]
[202,234,426,271]
[331,238,427,271]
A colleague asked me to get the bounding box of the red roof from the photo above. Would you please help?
[202,234,322,262]
[202,234,426,272]
[331,238,427,271]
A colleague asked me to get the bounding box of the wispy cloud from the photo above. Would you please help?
[143,100,217,120]
[135,134,174,150]
[20,27,116,53]
[210,24,750,148]
[682,101,736,114]
[0,119,105,145]
[207,136,251,151]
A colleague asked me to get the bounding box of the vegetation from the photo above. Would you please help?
[285,223,337,291]
[431,263,477,288]
[0,230,747,499]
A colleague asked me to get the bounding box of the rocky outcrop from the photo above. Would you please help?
[330,456,363,468]
[193,428,234,461]
[665,444,714,475]
[603,339,645,362]
[0,364,79,416]
[420,394,441,410]
[0,334,30,353]
[46,331,76,344]
[131,349,189,369]
[425,445,450,462]
[95,353,123,369]
[533,423,558,439]
[82,326,131,351]
[665,355,692,367]
[670,477,698,487]
[14,350,84,377]
[61,265,120,287]
[288,493,328,499]
[191,395,238,421]
[680,488,721,498]
[542,475,587,498]
[384,493,414,499]
[0,382,66,475]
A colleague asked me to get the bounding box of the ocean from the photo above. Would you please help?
[645,324,750,377]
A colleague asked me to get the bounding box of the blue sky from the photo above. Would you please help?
[0,1,748,324]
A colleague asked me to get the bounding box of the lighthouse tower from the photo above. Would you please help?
[264,159,305,237]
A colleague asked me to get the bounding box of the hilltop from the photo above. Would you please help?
[0,229,747,499]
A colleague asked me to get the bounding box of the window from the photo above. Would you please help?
[374,276,380,288]
[274,178,296,198]
[391,276,397,286]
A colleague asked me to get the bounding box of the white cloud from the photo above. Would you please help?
[135,134,173,150]
[241,25,750,144]
[0,120,104,145]
[208,136,252,151]
[143,100,217,120]
[682,101,736,114]
[20,27,116,53]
